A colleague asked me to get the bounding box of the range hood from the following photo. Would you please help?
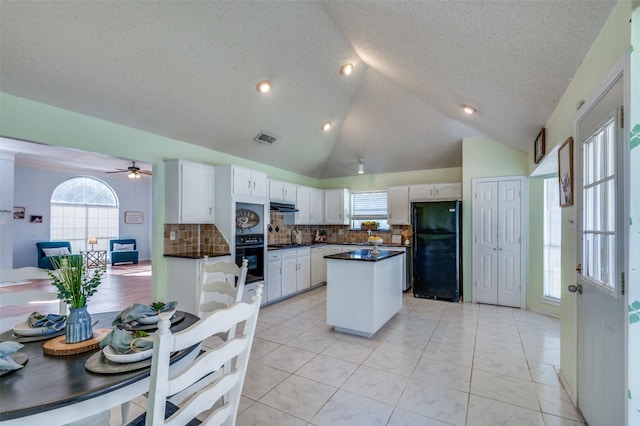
[270,202,299,213]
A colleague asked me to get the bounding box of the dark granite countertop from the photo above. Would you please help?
[324,249,405,262]
[164,252,231,259]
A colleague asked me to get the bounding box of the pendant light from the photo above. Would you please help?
[358,159,364,174]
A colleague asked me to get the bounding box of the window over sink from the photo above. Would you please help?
[351,191,390,231]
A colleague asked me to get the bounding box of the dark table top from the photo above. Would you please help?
[0,310,198,421]
[324,249,405,262]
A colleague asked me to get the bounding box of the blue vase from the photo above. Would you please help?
[66,305,93,343]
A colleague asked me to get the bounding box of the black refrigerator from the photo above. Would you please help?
[412,201,462,302]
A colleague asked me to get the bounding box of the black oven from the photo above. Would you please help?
[235,234,264,283]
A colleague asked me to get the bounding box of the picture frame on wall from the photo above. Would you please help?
[29,215,43,223]
[534,128,545,164]
[558,137,574,207]
[13,207,25,219]
[124,211,144,224]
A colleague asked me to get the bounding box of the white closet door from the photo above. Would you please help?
[497,180,522,307]
[474,181,499,304]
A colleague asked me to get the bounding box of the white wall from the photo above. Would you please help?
[0,153,15,268]
[12,165,152,267]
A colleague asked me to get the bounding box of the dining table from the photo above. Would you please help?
[0,310,199,425]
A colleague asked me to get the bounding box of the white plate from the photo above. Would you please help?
[137,309,176,325]
[102,344,153,364]
[12,320,60,337]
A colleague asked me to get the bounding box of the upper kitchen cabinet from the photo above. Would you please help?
[269,180,297,203]
[295,185,311,224]
[409,182,462,201]
[324,188,350,225]
[388,185,410,225]
[216,165,268,202]
[309,187,324,225]
[165,159,215,224]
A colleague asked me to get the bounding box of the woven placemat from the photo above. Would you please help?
[0,352,28,376]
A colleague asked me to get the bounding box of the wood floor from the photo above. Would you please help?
[0,261,152,320]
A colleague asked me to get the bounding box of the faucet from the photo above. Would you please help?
[367,230,372,237]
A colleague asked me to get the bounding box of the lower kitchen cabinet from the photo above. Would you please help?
[266,251,282,302]
[165,255,231,315]
[296,248,311,291]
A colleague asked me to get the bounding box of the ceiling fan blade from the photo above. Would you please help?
[105,169,128,174]
[139,170,153,175]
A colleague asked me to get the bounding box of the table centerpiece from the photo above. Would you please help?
[48,255,103,343]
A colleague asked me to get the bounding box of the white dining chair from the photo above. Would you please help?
[197,257,248,341]
[127,284,263,426]
[0,290,67,332]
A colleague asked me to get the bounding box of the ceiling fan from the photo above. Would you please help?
[106,161,152,179]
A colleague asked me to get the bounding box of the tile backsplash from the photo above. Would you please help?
[163,224,229,255]
[267,212,411,245]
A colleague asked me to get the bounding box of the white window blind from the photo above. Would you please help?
[351,191,388,220]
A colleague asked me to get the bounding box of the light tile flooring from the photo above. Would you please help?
[116,286,584,426]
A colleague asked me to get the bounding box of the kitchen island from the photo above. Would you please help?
[325,249,404,337]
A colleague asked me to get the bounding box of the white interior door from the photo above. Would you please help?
[575,69,626,426]
[497,180,522,307]
[474,181,498,304]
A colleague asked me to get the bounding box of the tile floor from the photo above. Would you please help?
[115,286,584,426]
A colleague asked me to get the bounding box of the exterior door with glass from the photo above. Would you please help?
[574,64,626,426]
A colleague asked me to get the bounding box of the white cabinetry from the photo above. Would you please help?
[309,187,324,224]
[269,180,296,203]
[311,246,327,286]
[280,247,311,296]
[165,255,231,314]
[472,177,525,308]
[165,159,215,224]
[223,165,267,201]
[295,185,311,224]
[409,182,462,201]
[387,185,410,225]
[324,188,350,225]
[266,251,282,302]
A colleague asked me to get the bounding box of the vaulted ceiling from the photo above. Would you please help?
[0,1,616,178]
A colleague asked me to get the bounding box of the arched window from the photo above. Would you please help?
[50,177,119,253]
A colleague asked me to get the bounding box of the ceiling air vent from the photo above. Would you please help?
[255,132,277,145]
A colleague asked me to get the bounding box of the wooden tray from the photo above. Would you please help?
[43,328,110,356]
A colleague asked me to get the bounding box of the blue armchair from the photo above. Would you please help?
[36,241,82,270]
[110,239,139,265]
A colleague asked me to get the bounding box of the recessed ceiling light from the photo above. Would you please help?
[256,80,271,93]
[463,105,476,114]
[340,63,353,76]
[321,121,332,131]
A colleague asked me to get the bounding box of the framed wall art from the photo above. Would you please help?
[124,211,144,224]
[558,137,574,207]
[534,128,545,164]
[29,215,43,223]
[13,207,25,219]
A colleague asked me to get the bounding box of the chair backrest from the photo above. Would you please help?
[0,290,67,316]
[109,239,137,252]
[145,284,263,426]
[36,241,72,260]
[197,257,248,319]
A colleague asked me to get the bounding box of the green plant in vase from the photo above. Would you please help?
[48,255,103,343]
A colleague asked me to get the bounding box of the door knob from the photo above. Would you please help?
[568,284,583,294]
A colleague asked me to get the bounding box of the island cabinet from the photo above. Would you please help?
[324,188,350,225]
[165,159,215,224]
[217,165,267,202]
[269,180,297,203]
[387,185,410,225]
[325,249,404,337]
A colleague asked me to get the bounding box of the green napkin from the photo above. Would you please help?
[111,301,177,326]
[100,328,153,354]
[0,341,25,371]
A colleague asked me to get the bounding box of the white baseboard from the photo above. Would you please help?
[528,305,560,319]
[557,369,577,406]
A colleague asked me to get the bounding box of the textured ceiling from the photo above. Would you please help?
[0,1,616,178]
